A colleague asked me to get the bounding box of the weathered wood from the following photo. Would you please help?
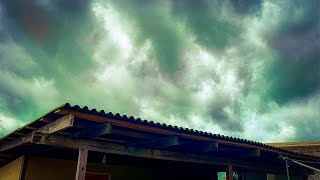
[130,135,181,149]
[36,114,74,134]
[14,132,26,136]
[25,126,37,130]
[0,154,12,157]
[75,149,88,180]
[54,108,315,161]
[30,133,286,173]
[39,117,52,123]
[226,164,233,180]
[19,155,29,180]
[73,122,111,139]
[0,134,32,152]
[201,142,219,152]
[248,149,260,157]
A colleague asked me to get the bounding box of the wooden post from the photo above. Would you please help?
[19,155,29,180]
[75,149,88,180]
[226,164,233,180]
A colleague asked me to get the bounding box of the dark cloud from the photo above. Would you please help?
[110,0,186,75]
[258,0,320,105]
[0,0,319,142]
[171,0,243,50]
[229,0,262,14]
[207,92,243,132]
[271,26,320,60]
[263,56,320,105]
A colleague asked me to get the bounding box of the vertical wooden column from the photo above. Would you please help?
[19,155,29,180]
[75,149,88,180]
[226,164,233,180]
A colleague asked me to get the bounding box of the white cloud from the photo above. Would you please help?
[0,114,24,136]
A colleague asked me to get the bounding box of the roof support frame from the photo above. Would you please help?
[30,132,286,173]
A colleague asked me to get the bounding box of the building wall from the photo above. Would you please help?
[24,156,218,180]
[25,156,77,180]
[0,156,23,180]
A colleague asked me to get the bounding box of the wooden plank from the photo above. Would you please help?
[75,149,88,180]
[36,114,74,134]
[30,133,286,173]
[226,164,233,180]
[129,135,181,149]
[0,134,32,152]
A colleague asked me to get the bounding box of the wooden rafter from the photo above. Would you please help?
[30,133,286,173]
[129,135,181,149]
[0,114,74,152]
[36,114,74,134]
[55,108,319,161]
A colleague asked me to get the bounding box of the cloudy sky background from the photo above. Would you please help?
[0,0,319,142]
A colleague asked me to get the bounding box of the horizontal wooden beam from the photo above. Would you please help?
[25,126,37,130]
[201,142,219,152]
[36,114,74,134]
[72,122,111,139]
[0,154,12,157]
[30,133,286,173]
[0,134,32,152]
[39,117,52,123]
[54,108,320,161]
[0,114,74,152]
[248,149,261,157]
[129,135,181,149]
[14,132,26,136]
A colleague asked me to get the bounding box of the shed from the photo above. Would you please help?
[0,103,319,180]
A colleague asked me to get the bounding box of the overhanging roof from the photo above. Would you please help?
[0,103,319,171]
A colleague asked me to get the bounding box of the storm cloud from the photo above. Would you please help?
[0,0,319,142]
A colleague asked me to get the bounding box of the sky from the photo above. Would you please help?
[0,0,319,142]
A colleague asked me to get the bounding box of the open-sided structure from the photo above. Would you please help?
[0,103,319,180]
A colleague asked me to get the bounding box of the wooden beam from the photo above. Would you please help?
[39,117,52,123]
[36,114,74,134]
[129,135,181,149]
[226,164,233,180]
[248,149,260,157]
[75,149,88,180]
[0,154,12,157]
[73,122,111,139]
[0,134,32,152]
[201,142,219,152]
[54,108,302,160]
[14,132,26,136]
[19,155,29,180]
[0,115,73,152]
[25,126,37,130]
[30,133,286,173]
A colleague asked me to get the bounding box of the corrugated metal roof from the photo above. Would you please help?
[1,103,319,160]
